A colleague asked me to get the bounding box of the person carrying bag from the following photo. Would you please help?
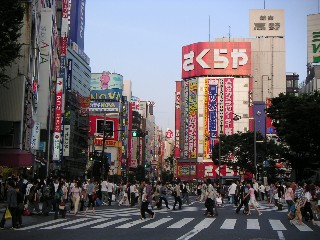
[0,181,18,229]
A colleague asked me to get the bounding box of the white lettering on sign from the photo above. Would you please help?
[183,51,194,71]
[205,165,213,177]
[225,167,234,176]
[183,49,248,72]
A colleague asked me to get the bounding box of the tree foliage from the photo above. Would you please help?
[266,92,320,180]
[0,0,24,86]
[212,132,286,176]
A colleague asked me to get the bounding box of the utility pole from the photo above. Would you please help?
[101,112,107,179]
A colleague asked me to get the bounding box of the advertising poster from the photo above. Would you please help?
[183,80,189,159]
[175,81,182,159]
[223,78,234,135]
[188,78,198,159]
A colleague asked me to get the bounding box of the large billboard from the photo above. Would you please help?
[91,72,123,90]
[182,42,251,79]
[307,14,320,63]
[249,9,285,37]
[188,79,198,159]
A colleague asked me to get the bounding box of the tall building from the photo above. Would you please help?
[300,13,320,93]
[175,9,286,181]
[0,0,56,177]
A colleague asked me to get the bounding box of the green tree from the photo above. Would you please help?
[266,92,320,181]
[0,0,24,86]
[212,132,286,177]
[135,165,146,182]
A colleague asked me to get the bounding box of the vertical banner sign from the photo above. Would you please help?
[63,125,70,156]
[175,82,182,159]
[219,78,224,136]
[183,80,189,159]
[188,79,198,159]
[208,78,218,155]
[203,79,209,157]
[31,122,40,150]
[223,78,234,135]
[53,78,63,160]
[66,59,72,91]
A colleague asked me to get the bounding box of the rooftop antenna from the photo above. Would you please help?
[228,26,231,41]
[264,0,266,9]
[209,15,211,42]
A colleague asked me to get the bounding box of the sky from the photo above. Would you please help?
[84,0,319,132]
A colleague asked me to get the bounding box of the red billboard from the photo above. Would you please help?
[182,42,251,79]
[89,115,119,141]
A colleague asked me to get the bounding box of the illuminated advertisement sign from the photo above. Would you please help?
[63,125,70,156]
[89,101,120,112]
[175,81,182,159]
[178,164,196,176]
[188,79,198,159]
[31,122,40,150]
[89,115,119,140]
[250,9,285,37]
[183,81,189,159]
[182,42,251,78]
[90,89,122,101]
[208,78,218,155]
[53,78,63,160]
[131,96,140,111]
[66,59,72,91]
[223,78,234,135]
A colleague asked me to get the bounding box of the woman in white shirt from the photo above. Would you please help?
[71,182,81,215]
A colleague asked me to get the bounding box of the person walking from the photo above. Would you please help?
[84,179,95,216]
[259,183,266,201]
[285,182,294,213]
[41,178,54,216]
[244,183,262,216]
[228,181,237,205]
[71,182,81,215]
[158,182,170,209]
[130,181,137,207]
[204,179,217,217]
[106,179,114,206]
[303,184,316,225]
[140,179,155,219]
[0,181,18,229]
[236,181,250,214]
[173,180,182,211]
[27,180,41,215]
[54,182,65,219]
[15,185,24,228]
[101,178,108,205]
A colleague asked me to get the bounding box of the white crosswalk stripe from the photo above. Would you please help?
[269,219,287,231]
[41,218,90,229]
[247,219,260,230]
[221,219,237,229]
[167,218,194,228]
[64,218,109,229]
[17,216,319,232]
[141,218,173,228]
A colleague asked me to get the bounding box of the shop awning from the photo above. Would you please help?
[0,149,34,168]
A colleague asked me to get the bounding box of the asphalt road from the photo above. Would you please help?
[0,196,319,240]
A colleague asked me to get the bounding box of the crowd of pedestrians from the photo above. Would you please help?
[1,174,319,229]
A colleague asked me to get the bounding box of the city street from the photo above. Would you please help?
[0,196,319,240]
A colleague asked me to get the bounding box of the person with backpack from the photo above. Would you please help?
[140,179,155,219]
[41,178,54,216]
[27,180,41,215]
[235,181,250,214]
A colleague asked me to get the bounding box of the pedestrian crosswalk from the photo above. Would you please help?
[16,216,320,232]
